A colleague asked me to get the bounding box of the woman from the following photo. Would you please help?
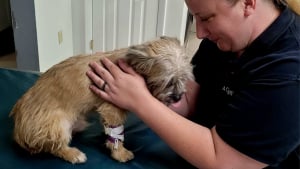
[86,0,300,168]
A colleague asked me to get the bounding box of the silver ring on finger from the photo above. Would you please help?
[101,82,107,91]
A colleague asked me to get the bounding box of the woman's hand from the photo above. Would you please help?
[86,58,152,112]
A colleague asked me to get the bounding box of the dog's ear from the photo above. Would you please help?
[124,45,155,75]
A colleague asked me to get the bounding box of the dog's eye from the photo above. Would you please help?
[165,80,174,89]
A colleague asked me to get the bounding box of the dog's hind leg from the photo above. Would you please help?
[97,103,134,162]
[47,116,87,164]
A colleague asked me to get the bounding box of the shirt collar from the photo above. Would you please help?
[240,7,295,61]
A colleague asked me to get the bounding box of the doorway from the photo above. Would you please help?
[0,0,16,68]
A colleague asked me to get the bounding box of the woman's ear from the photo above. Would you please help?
[244,0,256,17]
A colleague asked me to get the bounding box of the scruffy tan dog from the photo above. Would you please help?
[10,36,194,164]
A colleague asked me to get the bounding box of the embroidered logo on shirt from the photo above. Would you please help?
[222,86,234,96]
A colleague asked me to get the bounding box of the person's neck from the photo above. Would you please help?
[236,5,281,58]
[249,5,281,47]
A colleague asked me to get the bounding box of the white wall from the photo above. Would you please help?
[42,0,188,59]
[34,0,74,72]
[157,0,188,44]
[71,0,93,55]
[92,0,188,52]
[11,0,188,72]
[92,0,160,52]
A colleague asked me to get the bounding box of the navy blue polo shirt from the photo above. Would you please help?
[191,7,300,168]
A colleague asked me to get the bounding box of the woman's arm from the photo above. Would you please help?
[133,94,267,169]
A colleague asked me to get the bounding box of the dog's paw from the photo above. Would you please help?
[69,149,87,164]
[55,147,87,164]
[112,148,134,162]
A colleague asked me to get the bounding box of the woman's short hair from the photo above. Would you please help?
[226,0,288,9]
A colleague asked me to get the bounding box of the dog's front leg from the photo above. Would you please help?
[97,103,134,162]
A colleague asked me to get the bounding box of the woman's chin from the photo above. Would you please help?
[216,41,232,52]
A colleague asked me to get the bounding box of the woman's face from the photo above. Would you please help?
[185,0,253,53]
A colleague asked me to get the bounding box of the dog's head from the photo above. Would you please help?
[124,36,194,105]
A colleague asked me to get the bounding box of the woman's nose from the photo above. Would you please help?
[195,21,209,39]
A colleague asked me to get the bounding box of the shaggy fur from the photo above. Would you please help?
[9,36,194,164]
[287,0,300,15]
